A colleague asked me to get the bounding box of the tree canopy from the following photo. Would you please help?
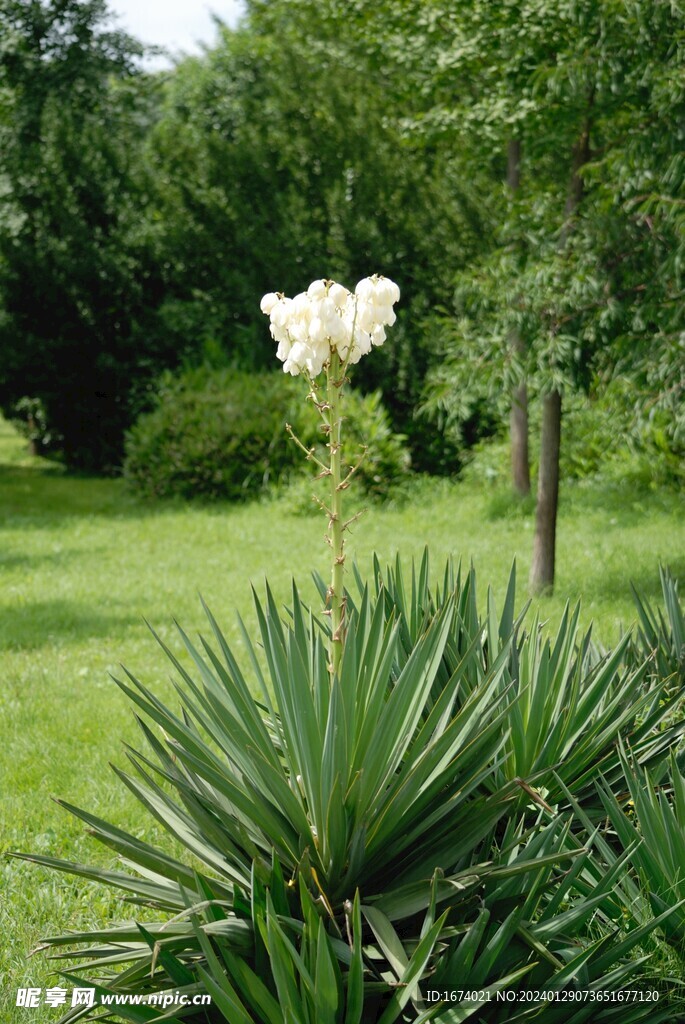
[0,0,681,494]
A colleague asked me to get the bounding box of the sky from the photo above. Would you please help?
[106,0,245,66]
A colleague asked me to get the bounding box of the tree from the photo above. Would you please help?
[507,139,531,497]
[307,0,684,591]
[0,0,180,470]
[144,20,490,470]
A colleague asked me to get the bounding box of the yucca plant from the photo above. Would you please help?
[15,584,680,1022]
[14,276,684,1021]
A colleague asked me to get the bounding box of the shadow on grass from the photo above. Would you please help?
[486,490,536,521]
[583,558,685,605]
[0,462,278,531]
[562,477,684,524]
[0,547,89,572]
[485,478,683,528]
[0,599,140,650]
[0,463,179,527]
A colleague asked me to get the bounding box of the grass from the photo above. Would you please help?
[0,415,683,1022]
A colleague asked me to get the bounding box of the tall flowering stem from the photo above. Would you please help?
[327,350,345,675]
[261,274,400,679]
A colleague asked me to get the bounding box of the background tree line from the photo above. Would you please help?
[0,0,682,590]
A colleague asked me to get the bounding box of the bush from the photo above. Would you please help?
[20,558,685,1022]
[124,367,410,502]
[560,388,685,488]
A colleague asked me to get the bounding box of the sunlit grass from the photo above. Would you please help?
[1,415,683,1021]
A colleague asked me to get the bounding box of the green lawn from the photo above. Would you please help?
[1,416,683,1022]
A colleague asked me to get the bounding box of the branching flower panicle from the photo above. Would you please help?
[261,275,400,676]
[261,275,399,378]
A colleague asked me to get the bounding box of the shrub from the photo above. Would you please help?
[17,563,683,1022]
[123,367,410,502]
[560,389,685,488]
[124,368,301,501]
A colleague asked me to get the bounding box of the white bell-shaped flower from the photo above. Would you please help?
[307,279,327,300]
[357,302,377,333]
[289,319,309,344]
[260,292,280,315]
[308,317,327,346]
[371,324,386,347]
[328,282,350,308]
[374,304,395,327]
[292,292,311,318]
[355,328,373,356]
[271,298,293,328]
[276,338,291,361]
[355,277,376,302]
[330,316,350,347]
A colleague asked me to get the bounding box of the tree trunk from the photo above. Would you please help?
[529,390,561,593]
[510,341,530,496]
[507,139,531,496]
[529,122,591,595]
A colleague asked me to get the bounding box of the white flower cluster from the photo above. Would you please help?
[260,275,400,377]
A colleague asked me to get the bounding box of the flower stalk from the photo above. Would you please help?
[327,350,345,676]
[261,273,400,678]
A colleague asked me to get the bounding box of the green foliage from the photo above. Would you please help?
[1,0,682,478]
[595,750,685,956]
[8,396,58,453]
[16,555,685,1021]
[335,389,412,500]
[554,389,684,488]
[123,368,306,502]
[123,367,410,502]
[630,567,685,692]
[4,412,685,1022]
[139,18,488,473]
[432,386,685,493]
[345,0,685,466]
[0,0,186,472]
